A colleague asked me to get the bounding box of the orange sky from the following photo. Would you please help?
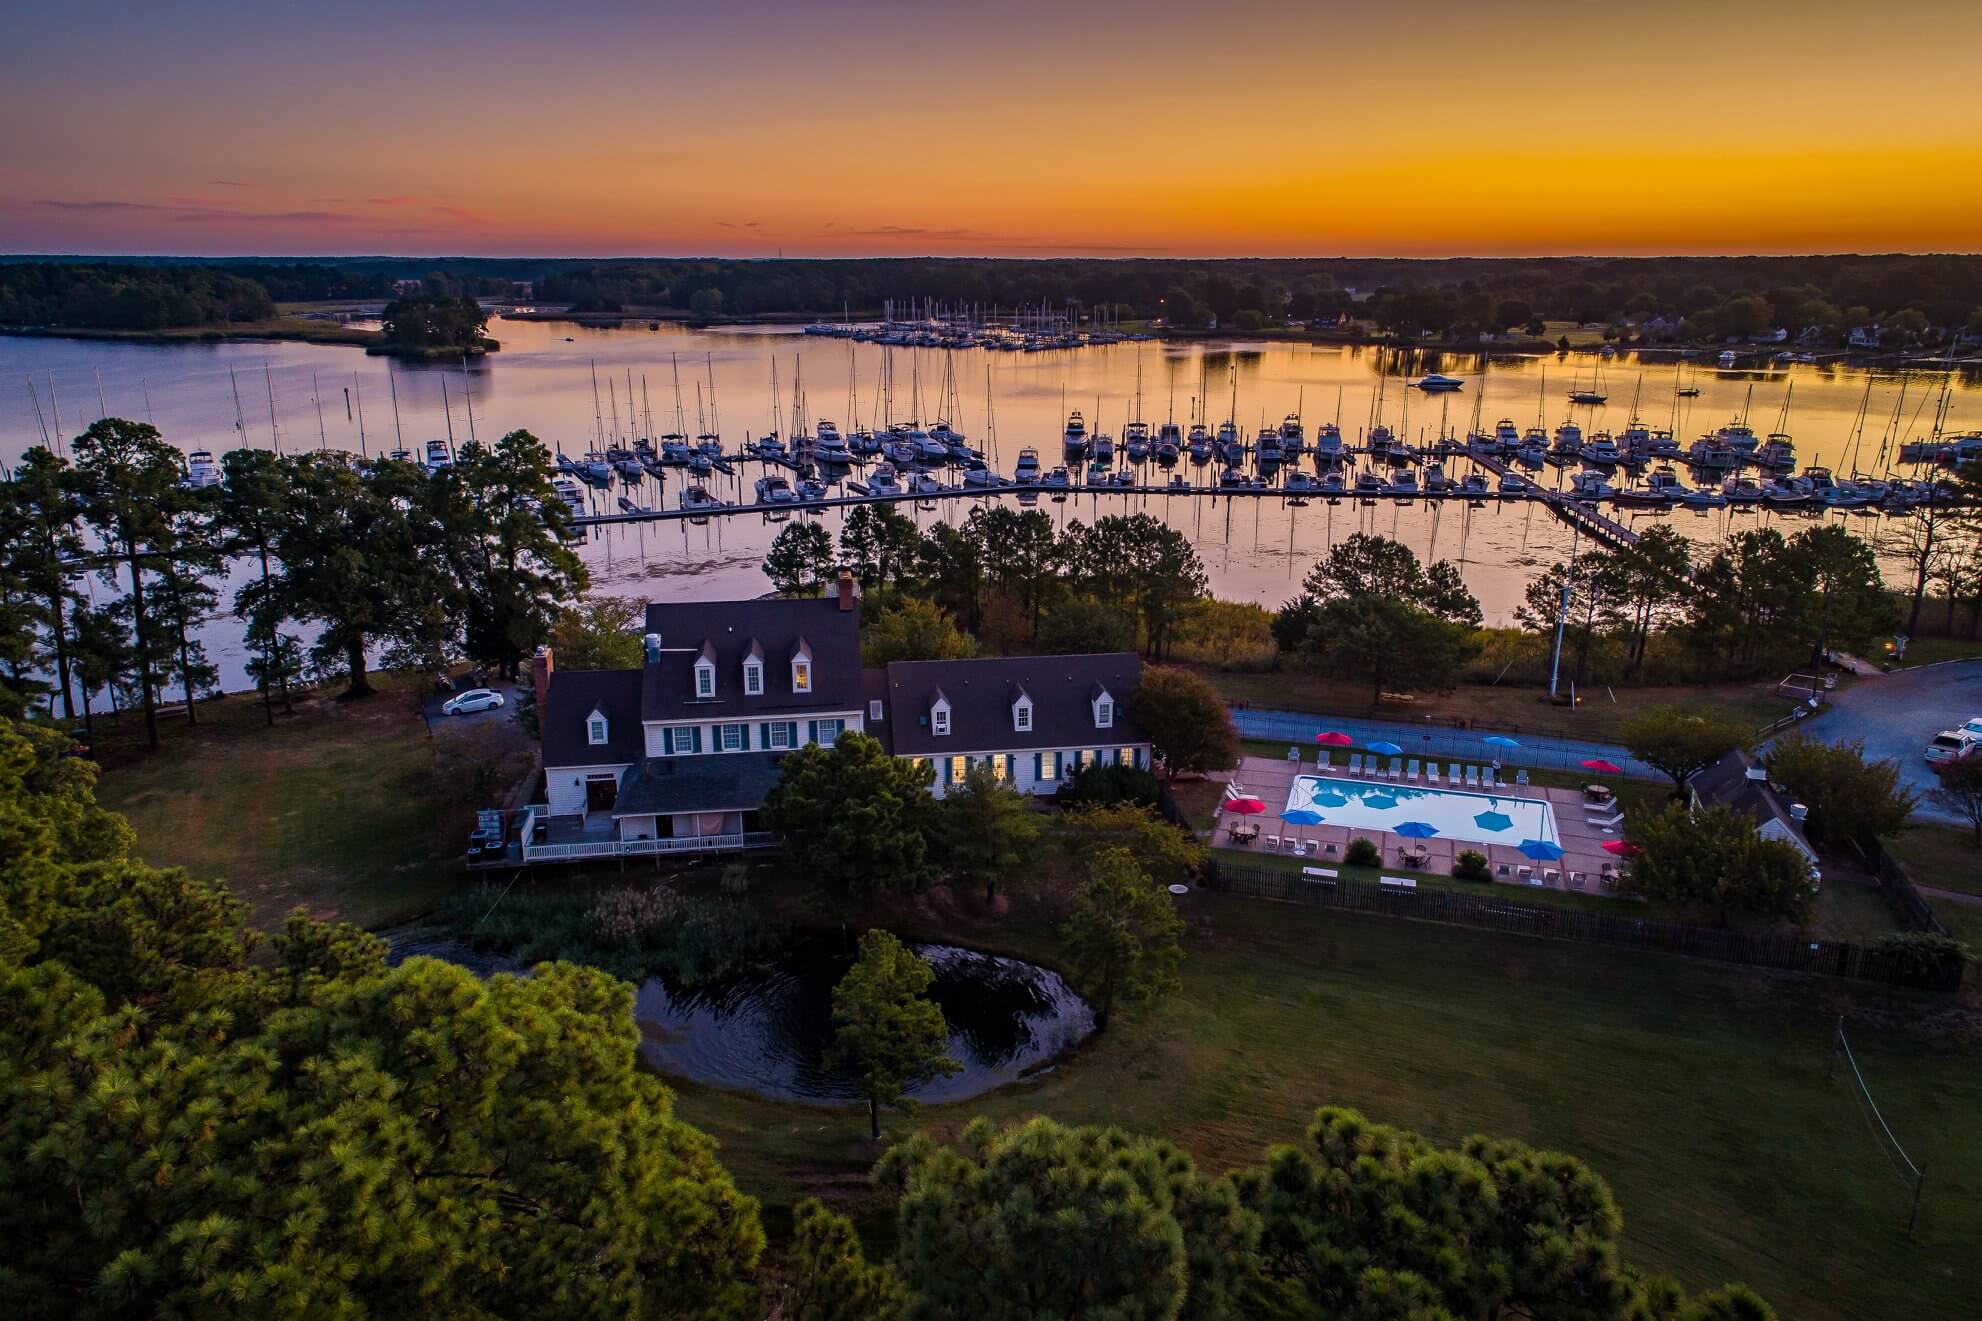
[5,2,1980,256]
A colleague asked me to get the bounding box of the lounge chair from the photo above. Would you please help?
[1287,745,1301,762]
[1517,864,1534,883]
[1405,758,1420,783]
[1543,867,1561,886]
[1348,753,1364,777]
[1465,765,1481,789]
[1569,870,1588,889]
[1265,835,1281,850]
[1483,766,1498,789]
[1424,762,1439,785]
[1388,757,1403,781]
[1587,810,1624,829]
[1515,768,1530,786]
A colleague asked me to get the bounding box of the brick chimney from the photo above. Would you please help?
[836,567,855,612]
[531,646,553,740]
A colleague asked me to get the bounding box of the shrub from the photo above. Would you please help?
[1344,837,1381,867]
[1868,931,1971,980]
[1057,763,1161,810]
[1453,849,1490,881]
[719,863,752,896]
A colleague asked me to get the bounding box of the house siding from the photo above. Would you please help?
[546,763,634,816]
[922,742,1152,799]
[642,710,864,758]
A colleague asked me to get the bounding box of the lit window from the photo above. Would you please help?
[992,753,1009,781]
[1015,703,1031,732]
[949,755,967,784]
[744,663,763,696]
[1080,748,1096,769]
[587,716,607,745]
[792,661,811,693]
[933,706,950,736]
[767,722,792,750]
[1042,750,1060,780]
[695,664,715,698]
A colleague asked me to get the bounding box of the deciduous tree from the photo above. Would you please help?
[1621,705,1750,798]
[761,731,940,897]
[1061,846,1184,1031]
[1132,666,1240,780]
[862,597,977,667]
[1060,802,1206,887]
[550,594,646,670]
[1928,758,1982,847]
[1764,733,1919,851]
[824,929,961,1138]
[1623,802,1813,926]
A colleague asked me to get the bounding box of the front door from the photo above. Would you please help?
[585,773,619,812]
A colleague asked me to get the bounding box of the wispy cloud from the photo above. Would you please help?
[367,195,417,207]
[717,219,764,230]
[206,179,246,188]
[32,198,171,213]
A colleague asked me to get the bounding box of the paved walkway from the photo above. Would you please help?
[1230,705,1659,780]
[1916,883,1982,908]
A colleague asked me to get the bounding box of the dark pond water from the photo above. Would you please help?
[383,926,1092,1105]
[633,939,1093,1105]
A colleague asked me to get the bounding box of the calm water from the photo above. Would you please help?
[383,926,1092,1104]
[9,320,1977,682]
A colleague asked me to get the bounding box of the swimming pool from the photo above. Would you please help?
[1282,776,1559,848]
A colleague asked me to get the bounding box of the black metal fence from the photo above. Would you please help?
[1203,858,1966,993]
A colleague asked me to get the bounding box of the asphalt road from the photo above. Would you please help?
[1805,660,1982,824]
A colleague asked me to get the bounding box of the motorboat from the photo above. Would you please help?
[1497,472,1534,497]
[1062,410,1089,459]
[1579,434,1623,465]
[424,439,455,474]
[1515,440,1548,469]
[1315,422,1344,459]
[1013,448,1041,484]
[1722,475,1766,506]
[1166,473,1191,492]
[1123,420,1151,463]
[866,463,904,497]
[1568,471,1614,501]
[1043,466,1071,498]
[1494,418,1521,449]
[1422,462,1450,495]
[1216,420,1244,465]
[1154,422,1182,465]
[182,449,223,489]
[1283,470,1318,494]
[813,426,854,465]
[1763,476,1813,507]
[1718,350,1739,369]
[1680,487,1728,511]
[1318,470,1347,499]
[551,477,586,516]
[754,474,798,505]
[1091,430,1116,464]
[1390,467,1420,497]
[1686,437,1736,471]
[1644,465,1690,499]
[1254,428,1283,467]
[1754,436,1796,470]
[1415,373,1465,392]
[962,467,1002,489]
[1456,472,1491,501]
[754,433,789,461]
[1551,421,1585,457]
[796,477,829,502]
[1279,414,1306,457]
[680,484,723,514]
[908,471,945,496]
[1353,470,1386,500]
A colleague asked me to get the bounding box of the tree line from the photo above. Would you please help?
[0,717,1777,1318]
[0,420,584,745]
[767,504,1209,660]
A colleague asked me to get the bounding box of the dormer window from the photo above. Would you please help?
[744,661,763,695]
[1014,700,1032,732]
[931,693,951,737]
[1093,688,1114,729]
[695,661,715,698]
[792,660,811,693]
[586,710,608,746]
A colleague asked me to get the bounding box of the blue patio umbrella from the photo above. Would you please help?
[1518,838,1565,861]
[1481,735,1521,749]
[1473,809,1514,832]
[1281,808,1325,826]
[1366,740,1403,756]
[1394,821,1439,838]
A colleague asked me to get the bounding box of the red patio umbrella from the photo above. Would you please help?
[1223,796,1268,815]
[1315,731,1354,746]
[1601,840,1642,857]
[1581,758,1623,774]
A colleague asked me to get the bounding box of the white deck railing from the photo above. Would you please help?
[521,829,779,864]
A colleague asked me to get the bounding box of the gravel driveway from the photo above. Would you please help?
[1803,660,1982,825]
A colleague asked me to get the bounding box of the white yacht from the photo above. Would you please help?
[182,449,223,489]
[1415,373,1465,392]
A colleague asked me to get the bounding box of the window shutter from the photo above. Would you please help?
[807,720,817,745]
[692,726,703,754]
[1033,752,1042,781]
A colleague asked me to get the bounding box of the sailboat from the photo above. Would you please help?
[1568,355,1607,406]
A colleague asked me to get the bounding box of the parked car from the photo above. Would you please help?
[1963,716,1982,738]
[442,688,506,716]
[1923,729,1977,765]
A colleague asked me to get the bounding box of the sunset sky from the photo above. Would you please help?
[5,1,1980,258]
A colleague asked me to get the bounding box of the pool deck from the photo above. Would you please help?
[1214,754,1631,895]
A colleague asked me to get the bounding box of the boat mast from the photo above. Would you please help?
[312,371,328,450]
[589,359,605,450]
[462,361,477,448]
[705,352,721,439]
[441,376,457,455]
[353,372,369,458]
[388,364,405,456]
[263,361,281,454]
[228,367,249,450]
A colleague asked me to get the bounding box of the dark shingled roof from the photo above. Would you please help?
[612,752,790,817]
[641,597,862,720]
[884,653,1145,757]
[861,668,893,754]
[542,669,644,767]
[1689,748,1817,858]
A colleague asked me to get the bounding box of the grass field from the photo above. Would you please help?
[669,893,1982,1321]
[1887,823,1982,898]
[91,679,469,929]
[1206,669,1795,746]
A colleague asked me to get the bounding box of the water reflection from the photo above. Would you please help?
[633,941,1093,1104]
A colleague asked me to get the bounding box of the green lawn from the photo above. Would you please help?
[93,679,471,929]
[669,894,1982,1321]
[1888,824,1982,897]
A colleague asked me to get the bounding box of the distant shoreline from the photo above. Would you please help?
[0,321,498,360]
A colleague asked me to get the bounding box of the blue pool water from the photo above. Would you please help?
[1283,776,1559,847]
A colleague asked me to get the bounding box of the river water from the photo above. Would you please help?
[8,320,1976,687]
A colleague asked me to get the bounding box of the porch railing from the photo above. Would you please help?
[520,829,779,864]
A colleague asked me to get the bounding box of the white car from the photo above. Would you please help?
[1963,716,1982,739]
[1923,729,1977,765]
[442,688,506,716]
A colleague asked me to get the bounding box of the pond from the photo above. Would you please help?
[633,939,1093,1104]
[384,926,1092,1105]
